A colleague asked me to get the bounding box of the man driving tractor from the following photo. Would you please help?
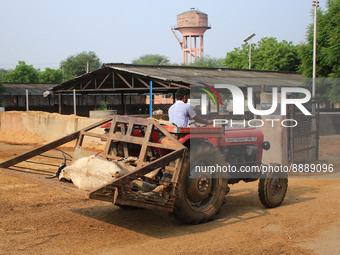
[168,88,213,127]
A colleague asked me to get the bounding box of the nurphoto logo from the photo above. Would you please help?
[199,84,312,128]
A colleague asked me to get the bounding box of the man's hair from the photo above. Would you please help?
[176,88,190,100]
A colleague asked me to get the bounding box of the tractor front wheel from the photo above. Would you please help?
[173,142,229,224]
[258,164,288,208]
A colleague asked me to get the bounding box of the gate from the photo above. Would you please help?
[287,98,320,163]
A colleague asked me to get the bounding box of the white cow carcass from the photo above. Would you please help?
[59,156,128,191]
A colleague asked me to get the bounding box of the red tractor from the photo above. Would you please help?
[100,117,288,224]
[0,116,287,224]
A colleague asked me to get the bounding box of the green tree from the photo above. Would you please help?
[223,43,250,69]
[223,37,301,72]
[132,54,170,65]
[38,68,63,83]
[60,51,101,80]
[187,56,225,68]
[0,68,10,82]
[299,0,340,78]
[299,0,340,103]
[254,38,301,71]
[3,61,39,83]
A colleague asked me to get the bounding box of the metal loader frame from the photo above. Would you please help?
[0,116,187,212]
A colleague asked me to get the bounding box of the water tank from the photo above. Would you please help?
[172,8,211,64]
[175,8,210,36]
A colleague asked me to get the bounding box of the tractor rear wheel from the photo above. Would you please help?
[173,142,229,224]
[258,164,288,208]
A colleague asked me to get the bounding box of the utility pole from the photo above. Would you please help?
[312,0,319,160]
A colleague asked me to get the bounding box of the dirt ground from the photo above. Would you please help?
[0,134,339,254]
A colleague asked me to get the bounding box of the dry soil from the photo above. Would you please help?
[0,133,339,255]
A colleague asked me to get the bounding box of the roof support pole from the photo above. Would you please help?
[121,93,126,115]
[25,89,29,111]
[58,93,62,114]
[73,89,77,115]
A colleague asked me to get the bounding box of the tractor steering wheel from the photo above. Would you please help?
[189,121,199,127]
[189,121,208,127]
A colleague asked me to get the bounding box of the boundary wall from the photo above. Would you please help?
[0,111,101,142]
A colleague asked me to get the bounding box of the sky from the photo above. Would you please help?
[0,0,326,70]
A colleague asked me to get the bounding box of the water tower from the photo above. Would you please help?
[171,8,211,64]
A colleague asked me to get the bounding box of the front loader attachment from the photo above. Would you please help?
[0,116,187,212]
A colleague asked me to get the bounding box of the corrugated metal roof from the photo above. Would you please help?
[103,64,304,87]
[1,83,57,95]
[49,64,305,94]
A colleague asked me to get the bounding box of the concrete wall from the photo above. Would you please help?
[258,92,288,165]
[0,111,102,142]
[319,112,340,136]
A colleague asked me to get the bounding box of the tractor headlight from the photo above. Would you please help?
[262,141,271,151]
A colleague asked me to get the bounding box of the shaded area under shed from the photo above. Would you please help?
[46,63,305,116]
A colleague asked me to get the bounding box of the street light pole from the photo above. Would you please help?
[244,33,256,70]
[249,39,252,69]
